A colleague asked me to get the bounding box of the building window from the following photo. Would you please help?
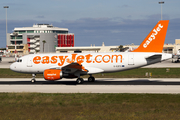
[19,31,26,34]
[8,46,15,49]
[11,36,22,39]
[27,30,34,33]
[17,46,24,49]
[60,51,67,53]
[16,41,23,44]
[11,36,15,39]
[16,36,23,39]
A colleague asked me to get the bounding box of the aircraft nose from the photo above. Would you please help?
[10,63,17,71]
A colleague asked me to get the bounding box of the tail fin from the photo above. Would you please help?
[132,20,169,52]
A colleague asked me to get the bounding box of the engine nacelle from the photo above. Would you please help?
[43,69,63,80]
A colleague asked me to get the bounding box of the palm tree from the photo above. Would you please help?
[42,40,46,52]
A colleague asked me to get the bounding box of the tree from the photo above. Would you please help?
[118,45,124,52]
[42,40,46,53]
[35,49,40,53]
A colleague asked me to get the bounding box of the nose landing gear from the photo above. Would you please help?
[31,74,36,83]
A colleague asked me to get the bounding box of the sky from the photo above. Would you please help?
[0,0,180,48]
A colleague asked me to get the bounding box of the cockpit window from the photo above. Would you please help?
[17,59,22,62]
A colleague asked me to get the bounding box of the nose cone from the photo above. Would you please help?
[10,63,17,72]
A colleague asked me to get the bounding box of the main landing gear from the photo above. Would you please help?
[31,74,36,83]
[76,75,95,84]
[76,78,84,84]
[88,76,95,82]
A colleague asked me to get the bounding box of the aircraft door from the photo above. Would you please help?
[128,54,134,65]
[27,57,33,67]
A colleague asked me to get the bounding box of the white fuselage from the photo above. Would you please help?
[10,52,172,75]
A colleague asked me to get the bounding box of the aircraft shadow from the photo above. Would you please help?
[0,79,180,85]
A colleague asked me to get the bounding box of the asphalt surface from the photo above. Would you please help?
[0,78,180,93]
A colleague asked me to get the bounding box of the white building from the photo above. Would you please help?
[7,24,70,54]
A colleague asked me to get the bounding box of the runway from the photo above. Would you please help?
[0,78,180,93]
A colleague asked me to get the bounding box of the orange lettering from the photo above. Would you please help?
[51,56,57,64]
[76,55,84,64]
[33,54,122,65]
[33,56,41,64]
[111,55,122,63]
[67,54,77,63]
[95,55,102,63]
[42,56,50,64]
[102,55,110,63]
[85,54,92,63]
[58,56,68,66]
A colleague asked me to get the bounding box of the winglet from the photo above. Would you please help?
[132,20,169,53]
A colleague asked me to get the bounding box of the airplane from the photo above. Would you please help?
[10,20,172,84]
[172,49,180,63]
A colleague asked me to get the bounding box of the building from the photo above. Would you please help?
[124,39,180,54]
[56,42,119,53]
[7,24,74,54]
[57,34,74,47]
[56,40,180,55]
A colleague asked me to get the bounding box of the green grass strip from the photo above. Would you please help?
[1,68,180,78]
[0,93,180,119]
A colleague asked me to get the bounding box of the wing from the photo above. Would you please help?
[49,62,104,76]
[62,62,88,74]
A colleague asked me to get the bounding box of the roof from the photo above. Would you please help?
[14,24,68,31]
[56,46,119,51]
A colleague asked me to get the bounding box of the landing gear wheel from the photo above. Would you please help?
[31,74,36,83]
[88,76,95,82]
[31,79,36,83]
[76,78,84,84]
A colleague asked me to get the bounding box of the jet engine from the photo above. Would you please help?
[43,69,63,80]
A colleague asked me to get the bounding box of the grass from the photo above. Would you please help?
[92,68,180,78]
[0,68,180,119]
[0,93,180,120]
[1,68,180,78]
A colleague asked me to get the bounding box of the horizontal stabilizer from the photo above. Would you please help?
[145,54,162,65]
[145,54,162,60]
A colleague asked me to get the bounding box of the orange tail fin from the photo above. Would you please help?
[132,20,169,52]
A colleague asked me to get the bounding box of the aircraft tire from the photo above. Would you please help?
[76,78,84,84]
[31,79,36,83]
[88,77,95,82]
